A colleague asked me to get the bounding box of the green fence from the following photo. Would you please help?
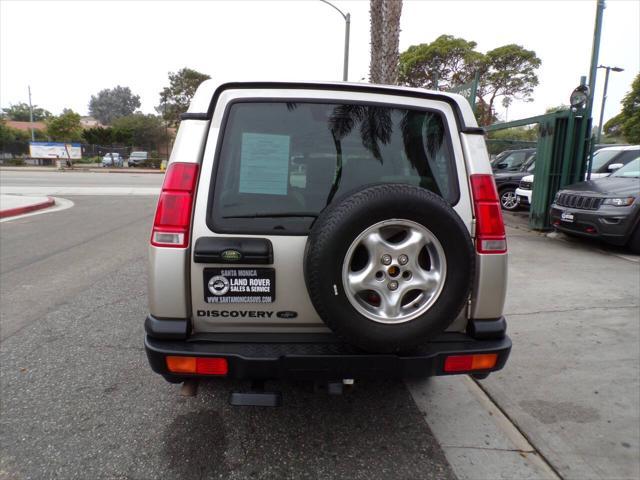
[486,109,591,230]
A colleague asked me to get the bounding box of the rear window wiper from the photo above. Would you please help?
[222,212,318,219]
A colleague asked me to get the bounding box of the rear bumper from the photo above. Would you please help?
[145,329,511,382]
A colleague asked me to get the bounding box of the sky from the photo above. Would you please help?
[1,0,638,126]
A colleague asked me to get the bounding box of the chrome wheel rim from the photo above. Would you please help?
[341,219,447,324]
[501,190,518,210]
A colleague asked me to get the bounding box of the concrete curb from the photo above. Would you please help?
[0,197,55,219]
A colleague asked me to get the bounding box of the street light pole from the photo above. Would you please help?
[319,0,350,81]
[28,85,35,142]
[343,12,350,82]
[596,65,624,143]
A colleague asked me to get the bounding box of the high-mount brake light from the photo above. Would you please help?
[470,175,507,254]
[151,162,199,248]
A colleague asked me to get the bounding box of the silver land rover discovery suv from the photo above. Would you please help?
[145,81,511,396]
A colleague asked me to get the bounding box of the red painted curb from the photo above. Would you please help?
[0,197,55,219]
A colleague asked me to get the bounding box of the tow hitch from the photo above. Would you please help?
[226,379,356,407]
[230,380,282,407]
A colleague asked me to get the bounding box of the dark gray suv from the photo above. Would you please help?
[550,157,640,252]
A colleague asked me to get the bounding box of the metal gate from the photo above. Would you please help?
[486,108,591,230]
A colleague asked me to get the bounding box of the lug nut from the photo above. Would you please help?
[388,281,398,291]
[381,254,392,265]
[398,254,408,265]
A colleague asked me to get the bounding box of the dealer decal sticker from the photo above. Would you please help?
[203,268,275,303]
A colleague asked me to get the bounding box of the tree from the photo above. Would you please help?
[369,0,403,84]
[157,67,211,126]
[545,104,569,114]
[2,102,52,121]
[398,35,484,89]
[398,37,541,126]
[486,126,538,155]
[82,126,114,145]
[477,44,541,125]
[619,74,640,143]
[0,118,31,144]
[603,112,624,138]
[111,114,167,148]
[88,86,141,125]
[46,110,83,142]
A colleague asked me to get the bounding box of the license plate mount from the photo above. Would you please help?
[561,212,574,223]
[203,268,275,304]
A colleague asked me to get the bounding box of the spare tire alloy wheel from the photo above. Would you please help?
[342,219,446,324]
[500,188,519,211]
[305,184,474,353]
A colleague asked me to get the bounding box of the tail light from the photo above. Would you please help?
[166,356,228,375]
[470,174,507,254]
[444,353,498,373]
[151,162,199,248]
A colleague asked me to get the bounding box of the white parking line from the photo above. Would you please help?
[407,376,560,480]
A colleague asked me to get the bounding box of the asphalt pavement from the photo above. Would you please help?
[0,191,455,480]
[0,170,638,479]
[0,170,163,196]
[0,170,163,188]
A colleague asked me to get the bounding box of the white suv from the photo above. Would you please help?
[144,81,511,398]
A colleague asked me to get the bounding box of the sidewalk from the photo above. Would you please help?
[0,194,55,219]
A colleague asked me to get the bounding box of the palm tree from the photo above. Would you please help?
[369,0,403,84]
[329,104,393,161]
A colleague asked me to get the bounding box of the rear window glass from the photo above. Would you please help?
[209,101,458,234]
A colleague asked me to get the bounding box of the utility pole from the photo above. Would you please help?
[28,85,35,142]
[596,65,624,143]
[584,0,605,179]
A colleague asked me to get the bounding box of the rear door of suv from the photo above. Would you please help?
[189,86,474,334]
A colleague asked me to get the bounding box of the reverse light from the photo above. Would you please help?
[470,175,507,254]
[166,356,228,375]
[444,353,498,373]
[151,162,199,248]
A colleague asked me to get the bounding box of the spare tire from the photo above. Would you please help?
[304,184,474,353]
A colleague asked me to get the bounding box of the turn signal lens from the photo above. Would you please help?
[470,175,507,254]
[166,355,196,373]
[444,353,498,372]
[151,162,199,248]
[165,356,228,376]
